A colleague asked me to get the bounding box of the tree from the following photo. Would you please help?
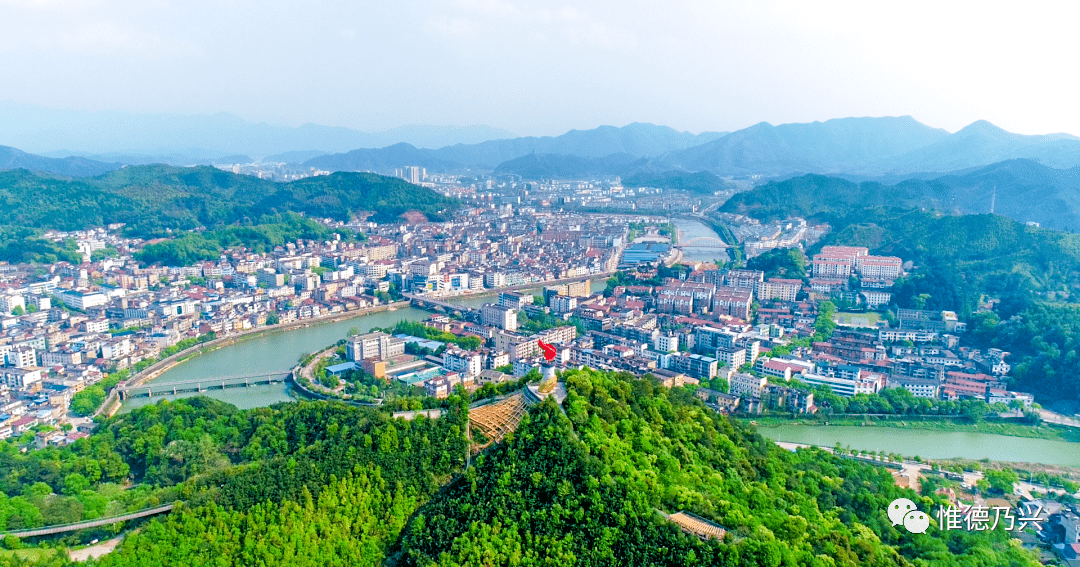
[985,469,1019,494]
[266,312,280,325]
[62,473,90,496]
[10,306,23,316]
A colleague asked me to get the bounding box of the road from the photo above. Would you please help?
[67,536,124,562]
[1038,408,1080,428]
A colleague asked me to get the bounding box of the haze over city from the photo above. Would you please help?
[2,0,1078,138]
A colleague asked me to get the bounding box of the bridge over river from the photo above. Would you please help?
[676,236,731,249]
[116,371,290,400]
[404,294,480,316]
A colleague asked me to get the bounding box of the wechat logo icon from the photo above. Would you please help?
[889,498,930,534]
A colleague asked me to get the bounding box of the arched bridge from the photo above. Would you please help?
[677,236,730,248]
[404,294,479,316]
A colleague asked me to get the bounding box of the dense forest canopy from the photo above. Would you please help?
[0,165,458,239]
[0,370,1031,566]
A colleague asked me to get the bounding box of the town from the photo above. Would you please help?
[0,189,1041,455]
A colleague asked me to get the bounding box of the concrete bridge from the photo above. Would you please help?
[0,503,177,538]
[116,372,290,400]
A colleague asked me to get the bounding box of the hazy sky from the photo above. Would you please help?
[1,0,1077,137]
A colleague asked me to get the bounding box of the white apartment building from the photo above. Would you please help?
[481,303,518,331]
[729,372,768,399]
[653,334,679,353]
[60,291,108,311]
[346,332,405,361]
[442,346,482,377]
[856,256,903,279]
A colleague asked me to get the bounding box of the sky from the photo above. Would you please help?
[1,0,1078,138]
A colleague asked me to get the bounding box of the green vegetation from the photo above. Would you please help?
[0,165,458,257]
[382,320,483,351]
[516,309,584,336]
[3,370,1041,565]
[834,311,881,328]
[746,247,808,280]
[0,226,80,265]
[135,213,353,266]
[391,368,1036,566]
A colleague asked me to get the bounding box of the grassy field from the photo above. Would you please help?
[0,548,59,561]
[833,311,881,328]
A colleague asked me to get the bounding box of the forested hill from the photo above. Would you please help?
[719,171,1080,405]
[722,159,1080,231]
[80,370,1036,567]
[0,165,458,237]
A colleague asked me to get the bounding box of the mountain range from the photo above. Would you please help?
[4,112,1080,185]
[308,116,1080,181]
[0,145,122,177]
[663,117,1080,177]
[0,102,515,159]
[305,123,727,171]
[721,158,1080,231]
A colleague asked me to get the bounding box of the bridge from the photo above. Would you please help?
[0,503,177,538]
[116,371,290,400]
[405,294,479,315]
[677,236,730,248]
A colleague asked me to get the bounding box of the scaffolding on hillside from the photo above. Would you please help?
[469,393,529,446]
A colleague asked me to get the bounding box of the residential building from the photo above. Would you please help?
[669,353,718,380]
[729,372,767,399]
[442,346,482,377]
[346,331,405,361]
[756,278,801,302]
[481,303,518,331]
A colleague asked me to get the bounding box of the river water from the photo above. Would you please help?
[672,218,730,263]
[759,424,1080,468]
[121,279,608,412]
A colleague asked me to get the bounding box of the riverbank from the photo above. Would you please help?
[96,300,411,417]
[744,415,1080,442]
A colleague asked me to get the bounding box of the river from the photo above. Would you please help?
[759,424,1080,468]
[672,217,730,263]
[121,279,608,412]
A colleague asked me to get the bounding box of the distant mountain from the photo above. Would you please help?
[306,123,727,172]
[663,116,950,176]
[623,170,730,194]
[493,153,642,178]
[263,150,328,164]
[0,145,121,176]
[720,158,1080,231]
[665,116,1080,177]
[863,120,1080,174]
[0,103,514,156]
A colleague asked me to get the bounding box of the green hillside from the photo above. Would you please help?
[0,165,459,238]
[720,161,1080,232]
[59,370,1038,567]
[721,174,1080,404]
